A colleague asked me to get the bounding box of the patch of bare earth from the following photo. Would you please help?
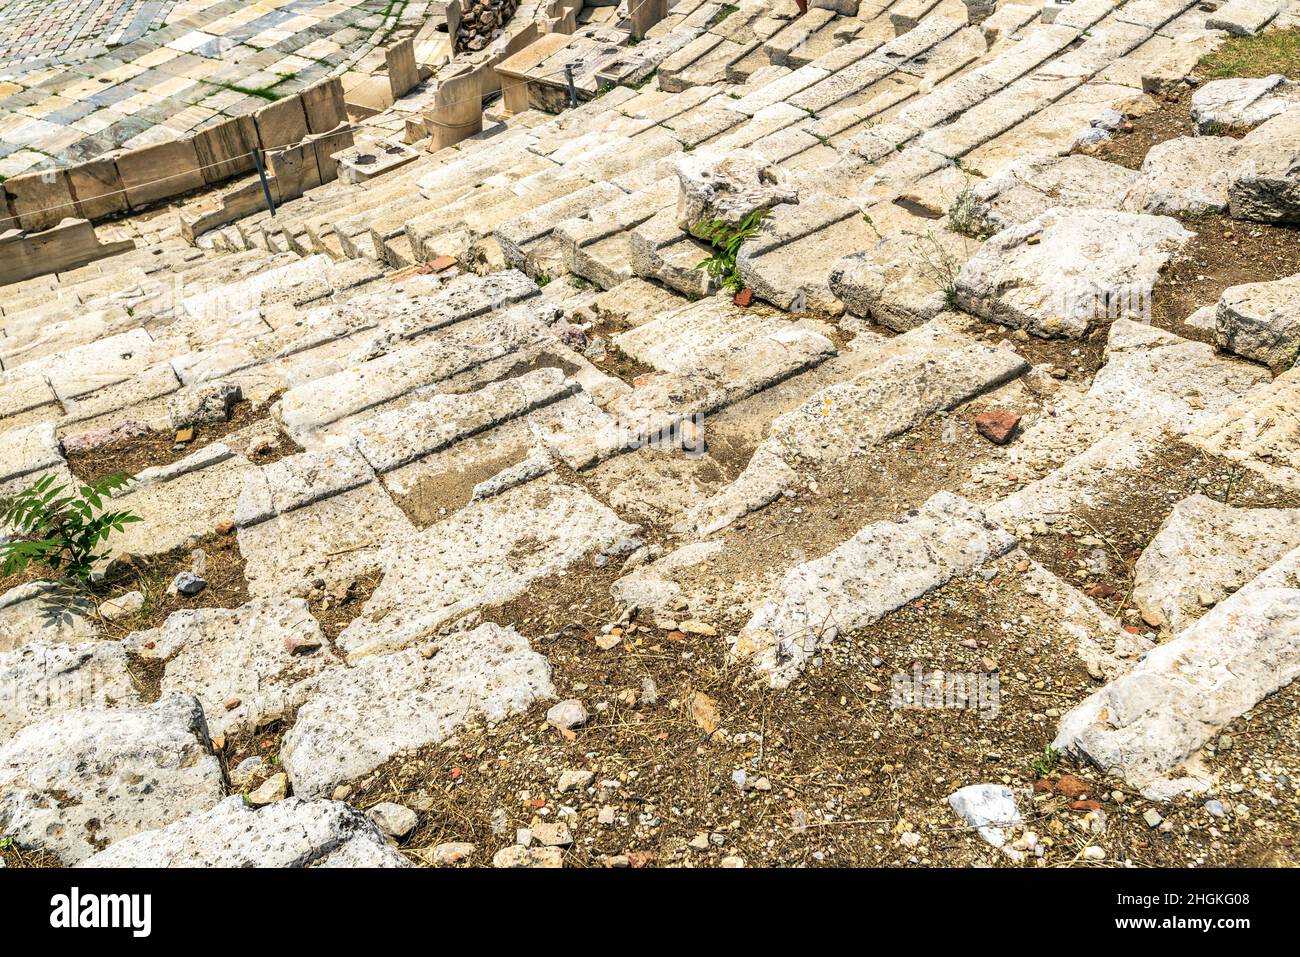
[1152,214,1300,338]
[63,397,300,484]
[1017,437,1300,629]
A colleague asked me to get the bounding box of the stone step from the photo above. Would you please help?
[1054,543,1300,800]
[276,302,549,442]
[734,491,1017,687]
[685,318,1029,534]
[335,476,637,660]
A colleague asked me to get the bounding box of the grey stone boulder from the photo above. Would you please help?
[954,208,1192,338]
[1190,75,1300,133]
[1132,493,1300,632]
[1228,107,1300,223]
[77,796,410,867]
[168,381,242,430]
[1215,271,1300,368]
[1123,136,1241,215]
[0,696,224,863]
[674,148,798,235]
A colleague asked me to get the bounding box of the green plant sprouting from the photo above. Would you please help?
[0,472,142,585]
[693,208,770,294]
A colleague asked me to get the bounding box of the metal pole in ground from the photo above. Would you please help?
[251,148,277,217]
[564,63,577,109]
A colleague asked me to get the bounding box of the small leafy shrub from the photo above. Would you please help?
[693,209,770,294]
[0,473,142,585]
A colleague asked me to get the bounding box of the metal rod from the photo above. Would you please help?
[251,148,277,218]
[564,63,577,109]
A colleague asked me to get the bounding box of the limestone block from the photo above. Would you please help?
[253,96,310,151]
[117,136,206,208]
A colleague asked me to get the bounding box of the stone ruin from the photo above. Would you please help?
[1,0,1299,869]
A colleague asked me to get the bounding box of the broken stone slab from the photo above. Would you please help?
[235,445,376,528]
[282,623,554,799]
[0,695,224,864]
[673,148,798,235]
[737,206,873,314]
[0,421,63,486]
[828,230,968,331]
[349,368,577,473]
[613,297,797,373]
[1054,544,1300,800]
[1190,74,1300,133]
[1132,494,1300,633]
[1122,135,1241,215]
[0,581,97,653]
[167,380,242,430]
[1190,366,1300,491]
[109,445,253,559]
[0,639,139,744]
[682,320,1027,535]
[733,493,1017,687]
[954,208,1193,338]
[606,325,836,447]
[681,446,798,538]
[609,540,725,613]
[988,421,1169,528]
[1088,318,1270,435]
[78,796,409,867]
[764,320,1028,466]
[1205,0,1281,37]
[179,256,337,323]
[1021,560,1153,680]
[1215,271,1300,368]
[335,479,636,660]
[953,155,1139,237]
[123,599,336,739]
[238,483,415,602]
[1228,106,1300,223]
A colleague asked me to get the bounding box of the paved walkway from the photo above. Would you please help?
[0,0,429,175]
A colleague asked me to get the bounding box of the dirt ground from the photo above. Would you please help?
[63,397,300,485]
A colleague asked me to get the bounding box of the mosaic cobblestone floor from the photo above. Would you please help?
[0,0,429,175]
[0,0,180,68]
